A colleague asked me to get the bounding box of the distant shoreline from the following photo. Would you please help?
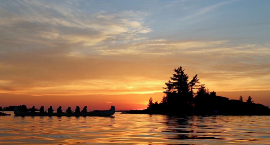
[122,109,270,116]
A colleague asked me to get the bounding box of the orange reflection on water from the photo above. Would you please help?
[1,112,270,144]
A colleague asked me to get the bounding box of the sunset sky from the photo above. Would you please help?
[0,0,270,110]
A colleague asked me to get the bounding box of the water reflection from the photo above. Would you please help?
[161,115,270,144]
[163,116,221,142]
[1,112,270,144]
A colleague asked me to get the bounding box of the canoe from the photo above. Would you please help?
[14,106,115,117]
[0,112,11,116]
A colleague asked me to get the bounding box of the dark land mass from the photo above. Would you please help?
[123,66,270,115]
[123,95,270,115]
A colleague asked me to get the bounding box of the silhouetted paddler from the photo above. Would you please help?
[31,106,35,113]
[66,107,72,113]
[40,106,44,113]
[48,106,54,114]
[57,106,62,114]
[81,106,87,113]
[75,106,80,114]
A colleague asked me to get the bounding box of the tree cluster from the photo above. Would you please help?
[148,66,199,114]
[147,66,270,115]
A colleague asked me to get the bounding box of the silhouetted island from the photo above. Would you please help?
[123,66,270,115]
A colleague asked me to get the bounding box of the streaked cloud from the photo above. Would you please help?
[0,1,150,49]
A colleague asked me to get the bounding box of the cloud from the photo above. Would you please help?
[97,40,227,55]
[2,76,165,96]
[179,0,239,23]
[0,0,152,91]
[95,39,270,93]
[0,0,270,101]
[0,1,150,48]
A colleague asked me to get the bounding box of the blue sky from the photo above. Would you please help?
[0,0,270,109]
[73,0,270,41]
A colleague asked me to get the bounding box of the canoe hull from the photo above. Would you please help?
[14,106,115,117]
[0,113,11,116]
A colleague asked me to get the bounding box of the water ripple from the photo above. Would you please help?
[1,112,270,144]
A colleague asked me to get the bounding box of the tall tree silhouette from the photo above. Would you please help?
[161,96,168,104]
[239,96,243,102]
[194,84,211,112]
[247,96,253,104]
[147,97,153,109]
[196,84,208,97]
[163,66,199,112]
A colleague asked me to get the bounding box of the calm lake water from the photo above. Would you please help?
[1,111,270,144]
